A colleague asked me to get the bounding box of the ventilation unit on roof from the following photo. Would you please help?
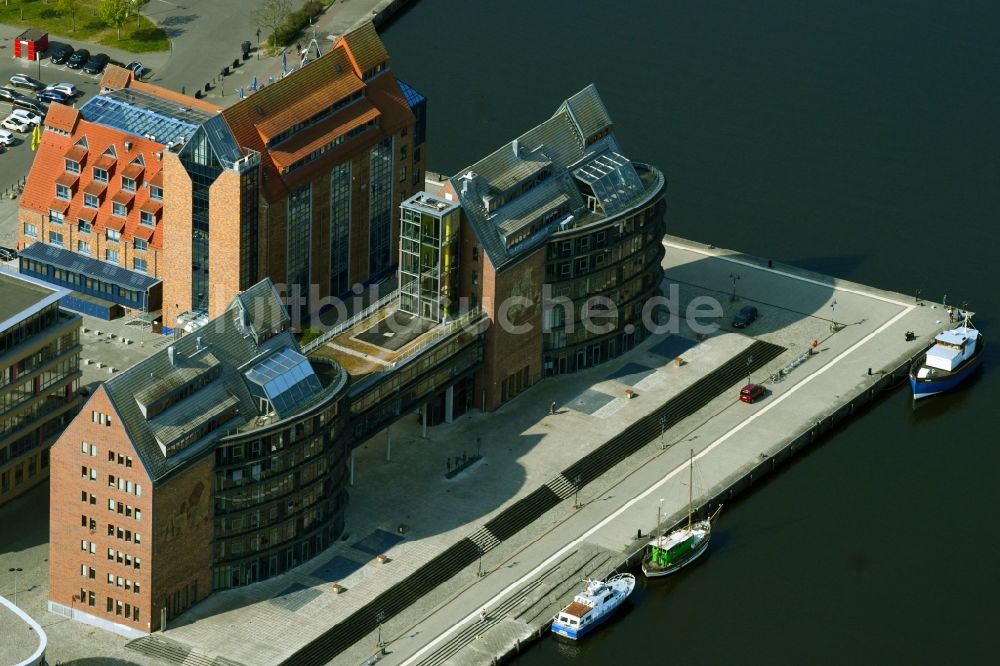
[155,151,162,160]
[124,141,132,152]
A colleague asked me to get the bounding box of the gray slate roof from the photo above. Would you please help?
[101,279,315,484]
[449,84,648,271]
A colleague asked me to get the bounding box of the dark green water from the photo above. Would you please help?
[383,1,998,662]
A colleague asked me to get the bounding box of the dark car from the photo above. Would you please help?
[83,53,110,75]
[9,74,45,92]
[36,89,68,104]
[49,43,74,64]
[732,305,759,329]
[67,48,90,69]
[13,96,47,115]
[739,383,766,404]
[0,87,16,102]
[0,247,17,262]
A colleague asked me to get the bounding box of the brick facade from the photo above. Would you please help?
[161,153,193,328]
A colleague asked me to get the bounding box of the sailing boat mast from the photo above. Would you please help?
[687,448,693,531]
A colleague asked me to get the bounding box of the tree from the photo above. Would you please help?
[132,0,149,28]
[253,0,292,46]
[99,0,131,40]
[56,0,82,32]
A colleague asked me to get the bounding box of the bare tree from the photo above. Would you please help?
[99,0,131,40]
[56,0,83,32]
[253,0,292,46]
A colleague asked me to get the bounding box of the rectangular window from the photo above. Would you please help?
[112,202,127,218]
[49,231,64,247]
[56,184,71,200]
[90,468,97,480]
[133,606,139,621]
[135,509,141,521]
[107,597,113,613]
[150,185,163,201]
[50,209,65,224]
[122,177,136,193]
[135,484,141,496]
[77,240,91,254]
[81,490,88,501]
[23,223,37,238]
[65,159,80,174]
[90,542,96,554]
[106,229,121,242]
[93,168,108,183]
[134,532,141,544]
[84,193,99,209]
[134,557,141,569]
[133,238,148,251]
[133,258,147,273]
[108,548,113,560]
[134,582,140,595]
[82,539,88,551]
[140,210,155,227]
[81,465,87,477]
[105,249,120,263]
[108,451,115,462]
[108,474,114,487]
[78,220,91,234]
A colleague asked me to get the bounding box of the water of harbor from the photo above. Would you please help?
[383,1,998,662]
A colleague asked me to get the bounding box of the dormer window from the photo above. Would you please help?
[93,167,108,183]
[56,184,71,201]
[84,193,99,209]
[122,177,136,193]
[150,185,163,202]
[112,202,128,218]
[65,159,80,174]
[140,210,155,227]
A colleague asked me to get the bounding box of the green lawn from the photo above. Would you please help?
[0,0,169,53]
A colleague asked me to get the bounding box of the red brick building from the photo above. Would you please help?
[48,280,350,636]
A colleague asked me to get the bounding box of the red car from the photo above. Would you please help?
[739,383,765,404]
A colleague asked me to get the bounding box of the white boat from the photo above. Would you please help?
[910,310,983,399]
[550,573,635,640]
[641,449,720,577]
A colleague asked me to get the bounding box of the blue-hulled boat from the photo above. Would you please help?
[550,573,634,640]
[910,312,983,399]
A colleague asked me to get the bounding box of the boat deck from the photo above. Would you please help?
[562,601,592,618]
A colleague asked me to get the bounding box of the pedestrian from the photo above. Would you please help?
[480,608,488,622]
[549,401,556,415]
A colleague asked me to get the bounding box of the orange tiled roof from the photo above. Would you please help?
[94,155,116,170]
[337,22,390,78]
[55,173,78,187]
[64,146,87,163]
[45,103,80,133]
[20,114,168,252]
[112,190,134,205]
[84,181,107,196]
[49,199,70,213]
[121,164,144,180]
[140,200,162,214]
[131,79,221,114]
[103,217,126,232]
[132,225,155,241]
[270,102,378,170]
[148,172,163,187]
[100,65,133,91]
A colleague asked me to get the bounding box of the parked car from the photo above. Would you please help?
[0,130,16,146]
[37,89,68,104]
[11,108,43,125]
[46,82,78,97]
[67,48,90,69]
[0,87,17,102]
[0,247,17,261]
[9,74,45,92]
[2,117,31,133]
[739,383,766,404]
[13,97,47,115]
[48,42,74,64]
[732,304,759,329]
[126,61,145,78]
[83,53,110,75]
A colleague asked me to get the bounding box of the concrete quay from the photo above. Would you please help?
[360,237,951,666]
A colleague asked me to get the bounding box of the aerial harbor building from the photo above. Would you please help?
[18,22,426,330]
[0,272,81,506]
[47,280,350,636]
[435,84,667,409]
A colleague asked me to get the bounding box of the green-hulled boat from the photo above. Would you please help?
[641,449,720,578]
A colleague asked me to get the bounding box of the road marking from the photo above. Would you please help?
[662,239,912,307]
[401,302,914,665]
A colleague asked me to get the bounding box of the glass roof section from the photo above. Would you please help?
[572,151,644,215]
[201,114,243,167]
[244,348,322,415]
[397,79,426,108]
[80,88,215,146]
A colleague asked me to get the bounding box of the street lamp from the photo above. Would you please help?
[658,415,667,450]
[8,567,23,606]
[829,299,838,331]
[573,475,583,509]
[746,354,753,386]
[729,273,741,302]
[375,611,386,653]
[256,27,261,59]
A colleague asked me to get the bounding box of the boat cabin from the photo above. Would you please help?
[926,327,979,372]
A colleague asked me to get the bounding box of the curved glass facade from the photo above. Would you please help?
[542,165,667,376]
[210,360,350,590]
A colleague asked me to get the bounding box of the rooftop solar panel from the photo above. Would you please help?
[79,89,216,146]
